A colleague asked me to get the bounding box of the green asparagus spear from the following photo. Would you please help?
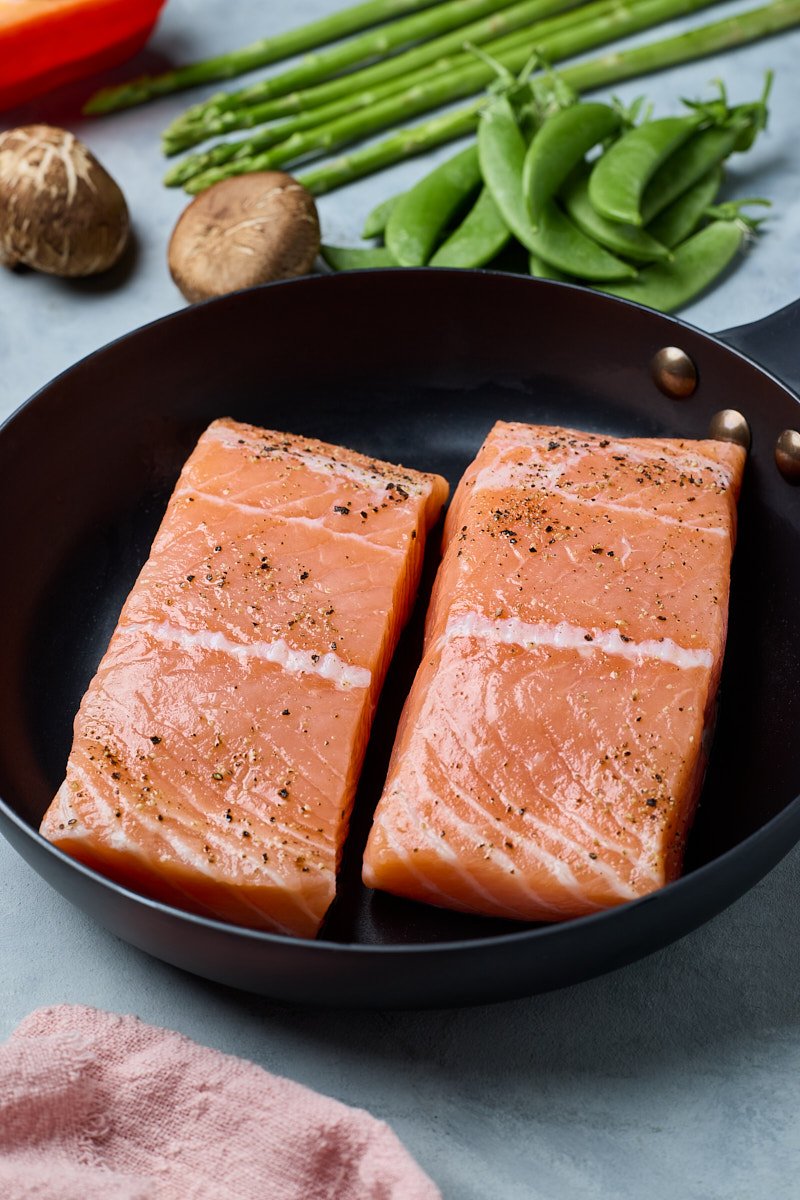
[166,0,530,136]
[299,105,485,195]
[163,0,626,157]
[296,0,800,195]
[183,0,724,193]
[164,0,625,178]
[84,0,449,114]
[167,0,583,141]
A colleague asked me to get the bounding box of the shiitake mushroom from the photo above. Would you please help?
[168,172,320,302]
[0,125,129,277]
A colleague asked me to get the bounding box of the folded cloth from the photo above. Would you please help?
[0,1005,441,1200]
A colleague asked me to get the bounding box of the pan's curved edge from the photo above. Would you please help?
[3,795,800,1007]
[2,266,780,438]
[2,269,800,1006]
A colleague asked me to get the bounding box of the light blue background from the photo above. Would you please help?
[1,3,799,1196]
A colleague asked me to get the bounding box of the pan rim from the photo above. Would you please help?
[3,267,799,437]
[3,794,800,954]
[3,267,800,957]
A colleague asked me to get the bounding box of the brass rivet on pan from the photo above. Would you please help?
[775,430,800,483]
[708,409,751,451]
[651,346,697,399]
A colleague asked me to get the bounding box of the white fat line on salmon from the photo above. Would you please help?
[492,424,737,488]
[432,706,649,895]
[147,815,323,933]
[175,485,405,556]
[378,782,538,919]
[82,682,337,861]
[594,439,733,488]
[364,820,469,909]
[54,772,281,926]
[432,774,599,913]
[59,764,151,855]
[412,724,618,902]
[442,613,713,671]
[497,780,651,897]
[395,779,540,918]
[413,789,570,916]
[402,697,591,913]
[205,423,429,502]
[472,462,729,537]
[553,489,727,537]
[61,767,317,934]
[130,621,372,690]
[61,762,226,877]
[177,826,322,933]
[624,438,737,486]
[532,719,663,883]
[155,835,305,935]
[147,756,334,865]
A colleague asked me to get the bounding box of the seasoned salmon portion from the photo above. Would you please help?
[41,419,448,937]
[362,421,745,922]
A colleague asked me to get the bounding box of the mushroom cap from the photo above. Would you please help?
[0,125,129,277]
[168,172,321,303]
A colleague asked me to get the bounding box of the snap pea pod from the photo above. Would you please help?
[640,117,752,223]
[362,194,403,239]
[385,143,482,265]
[477,95,531,248]
[595,218,745,312]
[562,166,671,263]
[646,165,723,248]
[528,252,574,282]
[429,187,511,267]
[588,115,702,226]
[479,97,635,280]
[526,199,638,281]
[321,244,399,270]
[523,102,620,227]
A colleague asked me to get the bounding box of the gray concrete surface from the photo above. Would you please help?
[2,2,800,1196]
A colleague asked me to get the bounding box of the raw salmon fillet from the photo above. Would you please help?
[41,419,448,937]
[363,421,745,922]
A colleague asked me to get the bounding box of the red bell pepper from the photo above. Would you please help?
[0,0,168,111]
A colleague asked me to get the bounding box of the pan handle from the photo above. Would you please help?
[715,298,800,396]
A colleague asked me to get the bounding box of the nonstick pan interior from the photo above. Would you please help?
[1,270,799,1005]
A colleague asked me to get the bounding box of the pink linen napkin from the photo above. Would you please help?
[0,1005,441,1200]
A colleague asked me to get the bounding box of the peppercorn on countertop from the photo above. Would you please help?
[2,2,800,1197]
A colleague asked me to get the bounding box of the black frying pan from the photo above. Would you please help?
[1,270,799,1008]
